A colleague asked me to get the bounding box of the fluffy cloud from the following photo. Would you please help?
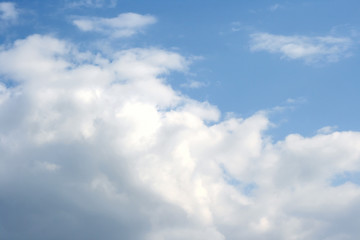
[1,34,360,240]
[0,2,18,21]
[73,13,157,38]
[250,32,353,63]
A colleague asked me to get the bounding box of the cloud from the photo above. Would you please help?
[250,32,353,63]
[66,0,117,8]
[317,125,338,134]
[1,35,360,240]
[269,4,282,12]
[0,2,18,21]
[73,13,157,38]
[180,80,207,89]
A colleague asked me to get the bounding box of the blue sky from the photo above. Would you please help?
[1,1,360,239]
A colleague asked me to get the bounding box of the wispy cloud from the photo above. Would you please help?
[250,32,353,64]
[0,2,18,21]
[66,0,117,8]
[231,21,247,32]
[317,125,338,134]
[181,80,207,89]
[73,13,157,38]
[269,3,282,12]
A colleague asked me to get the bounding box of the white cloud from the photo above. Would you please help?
[0,2,18,21]
[250,32,353,63]
[1,35,360,239]
[73,13,157,38]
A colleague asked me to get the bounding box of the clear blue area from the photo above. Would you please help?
[2,0,360,140]
[331,171,360,186]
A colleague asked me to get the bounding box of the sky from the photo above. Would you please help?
[1,0,360,239]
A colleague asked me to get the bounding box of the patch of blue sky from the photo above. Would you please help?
[331,171,360,187]
[220,164,258,195]
[0,75,18,88]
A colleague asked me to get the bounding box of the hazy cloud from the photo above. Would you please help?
[0,2,18,21]
[250,32,353,63]
[66,0,117,8]
[180,80,207,89]
[73,12,157,38]
[269,4,282,12]
[317,125,338,134]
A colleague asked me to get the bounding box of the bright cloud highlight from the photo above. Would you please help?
[250,32,353,63]
[73,12,157,38]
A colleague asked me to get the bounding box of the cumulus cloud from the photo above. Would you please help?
[73,13,157,38]
[0,2,18,21]
[1,34,360,240]
[250,32,353,63]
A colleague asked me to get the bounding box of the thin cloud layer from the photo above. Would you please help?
[180,80,207,89]
[66,0,117,8]
[269,4,282,12]
[0,2,18,21]
[1,34,360,240]
[73,12,157,38]
[250,32,353,63]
